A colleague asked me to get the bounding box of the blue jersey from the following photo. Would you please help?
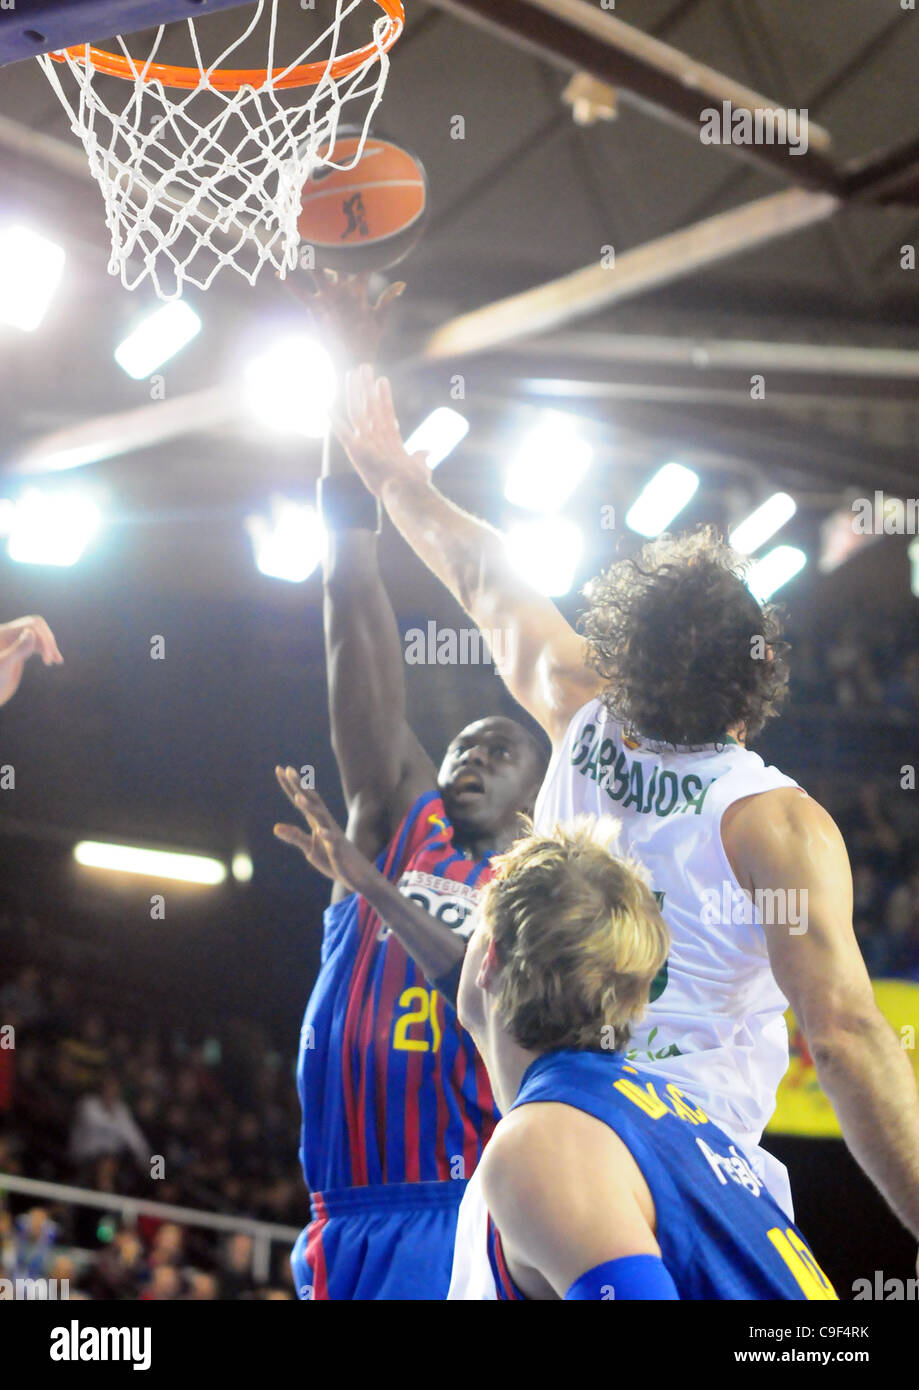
[487,1049,837,1301]
[297,790,499,1195]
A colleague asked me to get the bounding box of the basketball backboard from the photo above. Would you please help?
[0,0,257,66]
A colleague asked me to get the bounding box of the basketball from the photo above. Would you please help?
[296,133,428,273]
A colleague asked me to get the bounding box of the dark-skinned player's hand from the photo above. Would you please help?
[284,267,405,369]
[274,765,375,898]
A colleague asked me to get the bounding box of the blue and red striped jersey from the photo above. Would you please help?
[297,789,500,1192]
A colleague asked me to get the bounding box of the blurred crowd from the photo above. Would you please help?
[835,786,919,981]
[789,612,919,713]
[0,964,304,1299]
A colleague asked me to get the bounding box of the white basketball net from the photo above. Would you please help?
[37,0,399,299]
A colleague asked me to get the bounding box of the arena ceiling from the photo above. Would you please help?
[0,0,917,600]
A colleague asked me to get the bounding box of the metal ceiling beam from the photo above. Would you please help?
[9,387,236,476]
[422,187,839,360]
[422,0,840,190]
[460,369,919,411]
[0,112,90,179]
[500,331,919,380]
[843,132,919,207]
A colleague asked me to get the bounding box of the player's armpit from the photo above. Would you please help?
[479,1101,659,1300]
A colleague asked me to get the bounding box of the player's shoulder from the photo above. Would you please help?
[480,1100,636,1209]
[722,783,840,846]
[721,784,849,891]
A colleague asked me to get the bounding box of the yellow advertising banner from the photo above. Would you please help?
[767,979,919,1137]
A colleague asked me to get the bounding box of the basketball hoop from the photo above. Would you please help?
[36,0,405,298]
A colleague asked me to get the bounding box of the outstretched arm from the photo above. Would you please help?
[336,366,603,746]
[306,278,436,893]
[274,773,466,1000]
[727,787,919,1241]
[322,436,436,852]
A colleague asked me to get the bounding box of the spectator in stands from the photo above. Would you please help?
[883,651,919,713]
[0,966,45,1031]
[60,1013,109,1095]
[69,1075,149,1179]
[9,1206,57,1281]
[48,1253,87,1300]
[218,1232,258,1300]
[141,1264,181,1301]
[852,863,894,977]
[885,863,919,978]
[149,1222,185,1271]
[85,1229,146,1301]
[0,1203,15,1276]
[185,1270,220,1300]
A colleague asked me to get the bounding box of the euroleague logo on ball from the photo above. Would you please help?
[342,193,370,241]
[298,131,428,272]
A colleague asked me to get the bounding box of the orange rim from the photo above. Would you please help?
[49,0,404,91]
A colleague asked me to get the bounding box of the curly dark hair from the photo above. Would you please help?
[579,526,790,748]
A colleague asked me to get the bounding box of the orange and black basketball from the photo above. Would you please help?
[297,132,428,273]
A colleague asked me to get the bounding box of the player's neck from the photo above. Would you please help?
[482,1022,538,1114]
[453,815,527,861]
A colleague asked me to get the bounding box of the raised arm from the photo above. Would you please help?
[725,787,919,1241]
[306,279,436,887]
[322,434,435,850]
[336,365,603,746]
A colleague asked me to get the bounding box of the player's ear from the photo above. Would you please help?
[476,937,500,992]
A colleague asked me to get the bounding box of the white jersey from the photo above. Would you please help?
[448,698,799,1300]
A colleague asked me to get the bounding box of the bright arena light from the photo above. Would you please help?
[504,413,593,513]
[243,335,336,438]
[747,545,807,602]
[506,517,584,597]
[0,225,66,332]
[74,841,227,885]
[6,488,101,567]
[115,301,202,379]
[404,408,469,469]
[729,493,797,555]
[245,496,326,583]
[231,852,254,883]
[626,463,699,538]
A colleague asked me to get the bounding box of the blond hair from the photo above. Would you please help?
[480,816,670,1053]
